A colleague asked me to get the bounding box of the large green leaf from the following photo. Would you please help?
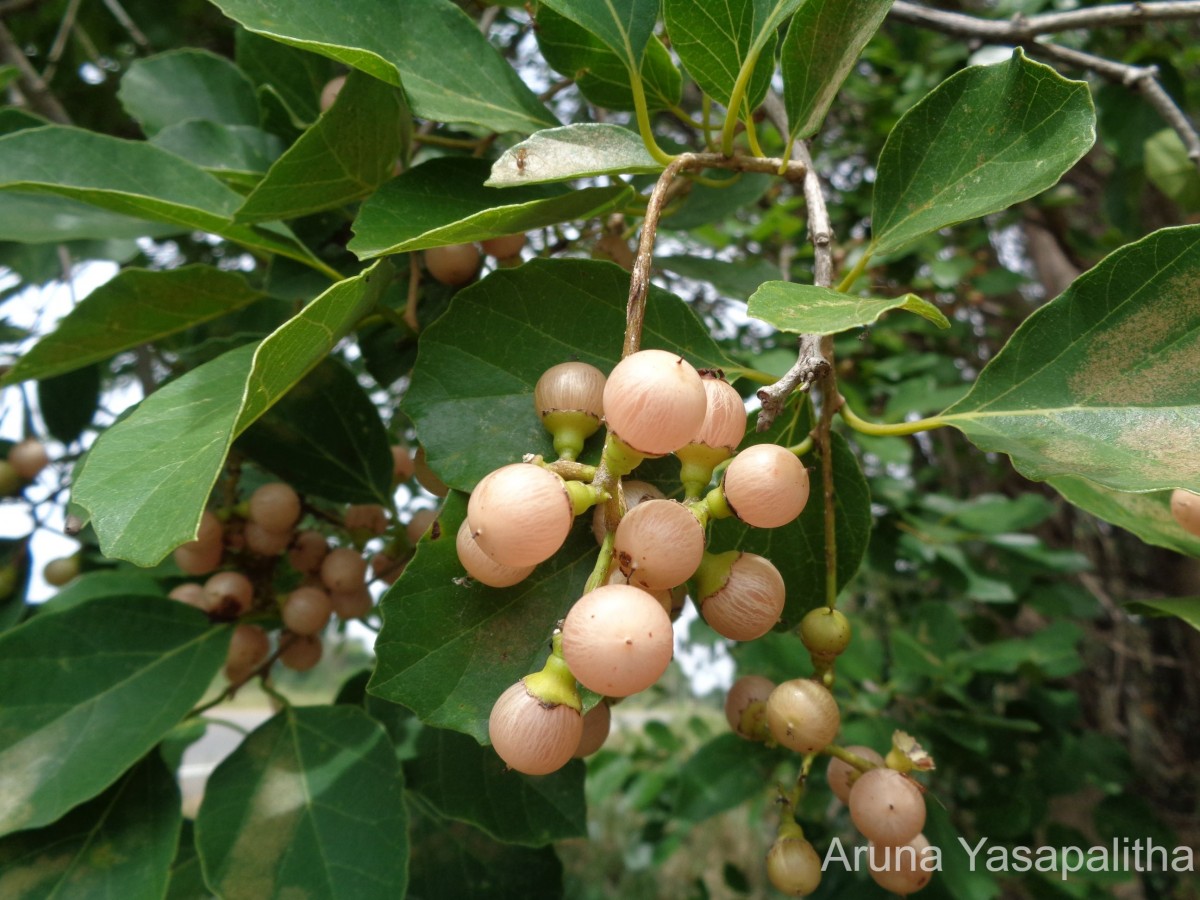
[237,69,409,222]
[487,124,662,186]
[673,733,778,823]
[209,0,557,133]
[780,0,893,139]
[0,192,182,243]
[196,705,408,900]
[369,492,597,742]
[352,157,630,258]
[663,0,802,110]
[402,258,728,491]
[0,125,335,275]
[38,364,101,444]
[118,49,261,136]
[536,6,681,112]
[1049,478,1200,558]
[0,597,228,836]
[235,29,328,128]
[151,121,284,185]
[0,754,180,899]
[237,358,394,505]
[3,266,265,386]
[871,50,1095,256]
[1125,597,1200,633]
[941,225,1200,492]
[406,727,586,846]
[71,261,391,566]
[710,402,872,628]
[747,283,949,334]
[538,0,659,73]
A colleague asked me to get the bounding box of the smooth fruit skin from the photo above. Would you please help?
[282,586,333,636]
[204,571,254,618]
[489,680,583,776]
[468,464,573,568]
[849,768,926,848]
[1170,489,1200,537]
[244,521,292,556]
[602,349,707,456]
[321,547,368,592]
[43,556,80,587]
[562,584,674,697]
[288,530,328,574]
[8,439,49,480]
[169,583,208,609]
[868,834,935,895]
[573,701,612,758]
[331,587,373,620]
[280,635,323,672]
[481,233,526,259]
[765,679,840,754]
[406,507,438,544]
[722,443,810,528]
[249,483,302,533]
[766,836,823,896]
[455,519,534,587]
[612,499,704,590]
[425,243,480,286]
[225,624,269,682]
[392,445,415,482]
[800,607,852,660]
[827,745,885,804]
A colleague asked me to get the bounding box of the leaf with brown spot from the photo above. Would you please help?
[942,225,1200,493]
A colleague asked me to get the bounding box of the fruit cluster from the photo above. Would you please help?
[454,350,812,776]
[0,437,49,496]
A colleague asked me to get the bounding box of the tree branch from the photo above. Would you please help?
[0,19,69,123]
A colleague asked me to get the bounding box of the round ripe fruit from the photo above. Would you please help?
[392,445,415,482]
[406,507,438,545]
[481,233,526,259]
[43,556,79,587]
[280,635,323,672]
[8,439,49,480]
[1170,489,1200,537]
[455,519,534,587]
[613,499,704,590]
[827,745,885,804]
[319,74,346,112]
[282,585,333,636]
[369,552,405,585]
[677,374,746,480]
[248,483,302,533]
[604,563,674,616]
[699,553,785,641]
[425,243,480,287]
[868,834,935,895]
[800,606,852,660]
[488,680,583,776]
[561,584,673,697]
[765,679,840,754]
[724,674,774,740]
[573,701,612,758]
[204,571,254,617]
[849,768,926,848]
[467,464,574,568]
[602,350,708,456]
[766,835,823,896]
[414,447,449,498]
[169,582,208,609]
[225,624,269,682]
[592,479,663,544]
[320,547,368,592]
[245,521,292,556]
[535,361,607,460]
[331,587,373,620]
[722,443,810,528]
[288,530,328,574]
[174,541,223,576]
[345,503,388,536]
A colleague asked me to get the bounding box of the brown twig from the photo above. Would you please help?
[99,0,150,49]
[41,0,82,83]
[0,19,69,123]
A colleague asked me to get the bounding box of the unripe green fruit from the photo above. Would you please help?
[425,243,480,286]
[766,835,823,896]
[765,678,840,754]
[0,460,21,496]
[43,556,80,587]
[799,607,852,660]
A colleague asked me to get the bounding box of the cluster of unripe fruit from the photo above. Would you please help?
[0,438,49,496]
[456,349,813,776]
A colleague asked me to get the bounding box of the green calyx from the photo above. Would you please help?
[563,478,607,516]
[602,434,647,478]
[676,442,733,499]
[541,410,601,461]
[522,633,582,712]
[692,549,740,603]
[702,484,733,521]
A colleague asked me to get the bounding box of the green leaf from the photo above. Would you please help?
[236,358,393,505]
[71,261,391,565]
[406,727,586,846]
[403,258,728,491]
[35,571,163,617]
[1125,597,1200,633]
[664,0,802,110]
[235,29,327,128]
[658,254,781,300]
[0,753,181,900]
[370,492,596,741]
[0,192,181,243]
[407,801,564,900]
[747,284,949,334]
[0,108,49,136]
[38,364,100,444]
[151,121,284,184]
[196,705,408,900]
[871,50,1095,256]
[954,620,1083,678]
[0,125,335,276]
[0,753,180,900]
[166,821,210,900]
[118,49,261,136]
[3,266,265,386]
[0,597,228,836]
[0,539,30,634]
[941,225,1200,492]
[1048,478,1200,558]
[237,69,409,222]
[209,0,557,133]
[487,124,662,186]
[351,157,630,258]
[1144,127,1200,212]
[673,733,777,822]
[710,403,872,629]
[536,7,681,112]
[780,0,893,139]
[538,0,659,72]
